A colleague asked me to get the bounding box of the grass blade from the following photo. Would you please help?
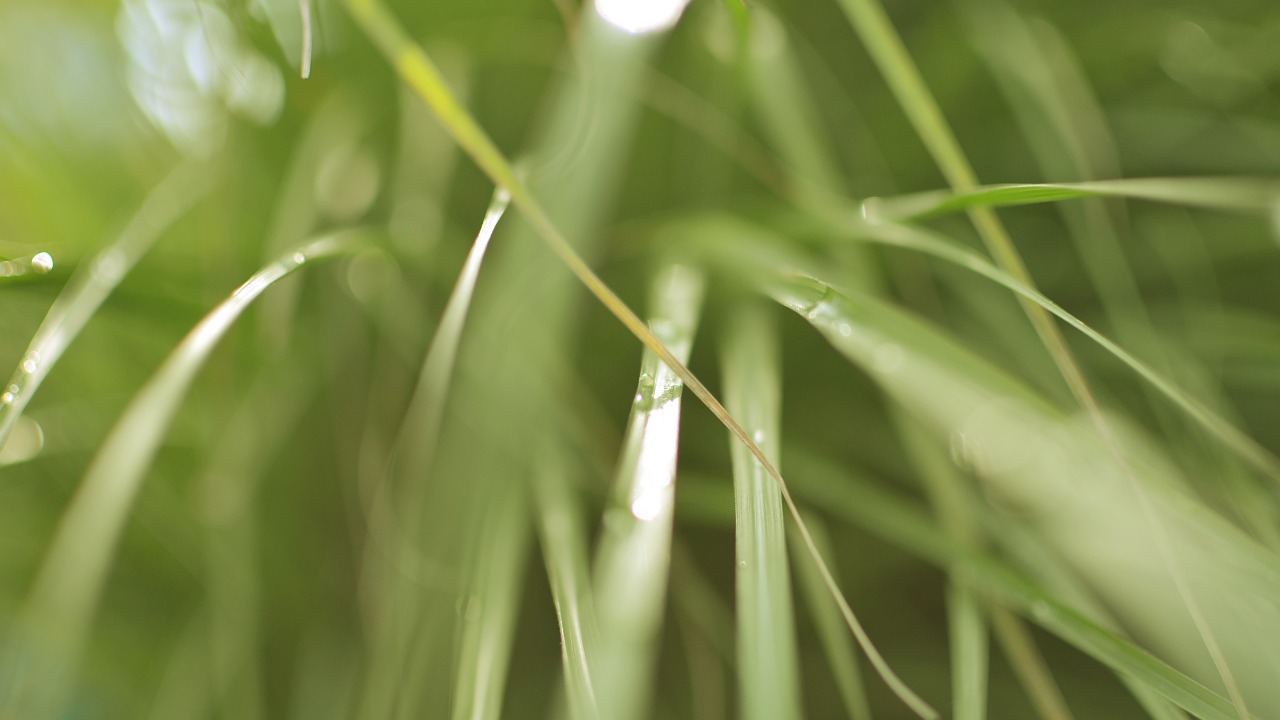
[450,485,530,720]
[864,178,1280,223]
[721,303,804,720]
[823,217,1280,482]
[989,608,1075,720]
[895,417,990,720]
[787,514,873,720]
[534,448,600,720]
[592,263,704,720]
[341,5,936,715]
[356,187,508,719]
[783,449,1257,720]
[771,277,1277,717]
[7,229,370,717]
[0,160,214,450]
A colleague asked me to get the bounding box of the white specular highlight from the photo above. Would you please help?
[595,0,691,35]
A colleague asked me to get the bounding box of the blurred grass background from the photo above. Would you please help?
[2,0,1280,718]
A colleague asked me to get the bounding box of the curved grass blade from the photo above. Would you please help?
[863,178,1280,223]
[783,449,1259,720]
[0,160,214,451]
[534,448,600,720]
[828,2,1133,597]
[591,263,703,720]
[844,218,1280,483]
[354,188,509,719]
[8,229,370,717]
[680,211,1280,483]
[342,3,936,715]
[390,186,509,487]
[722,304,805,720]
[771,277,1276,717]
[788,513,873,720]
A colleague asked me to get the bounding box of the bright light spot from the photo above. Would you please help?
[595,0,691,35]
[118,0,283,156]
[630,492,665,522]
[31,252,53,274]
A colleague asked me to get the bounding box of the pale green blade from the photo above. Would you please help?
[864,178,1280,223]
[534,448,600,720]
[830,0,1130,542]
[783,450,1258,720]
[721,303,804,720]
[770,277,1279,717]
[592,263,704,720]
[895,417,990,720]
[0,160,214,449]
[788,514,873,720]
[8,229,370,718]
[843,218,1280,482]
[341,5,934,717]
[989,609,1075,720]
[198,369,316,720]
[450,485,530,720]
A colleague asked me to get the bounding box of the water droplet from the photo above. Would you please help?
[7,384,18,395]
[778,275,829,318]
[1,393,12,404]
[738,560,747,569]
[838,322,852,337]
[292,252,306,265]
[30,252,53,274]
[0,261,13,277]
[752,429,766,444]
[21,352,40,375]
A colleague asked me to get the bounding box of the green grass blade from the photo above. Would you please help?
[788,514,873,720]
[356,188,509,719]
[782,450,1258,720]
[771,277,1276,717]
[392,186,509,485]
[830,0,1129,561]
[197,368,316,720]
[341,6,935,716]
[740,7,846,204]
[0,160,214,450]
[592,263,704,720]
[450,485,530,720]
[864,178,1280,223]
[9,229,370,717]
[721,303,804,720]
[895,417,990,720]
[989,608,1075,720]
[837,218,1280,482]
[534,449,601,720]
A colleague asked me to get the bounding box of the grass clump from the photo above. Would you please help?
[2,0,1280,718]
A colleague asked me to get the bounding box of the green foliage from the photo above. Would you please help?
[2,0,1279,718]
